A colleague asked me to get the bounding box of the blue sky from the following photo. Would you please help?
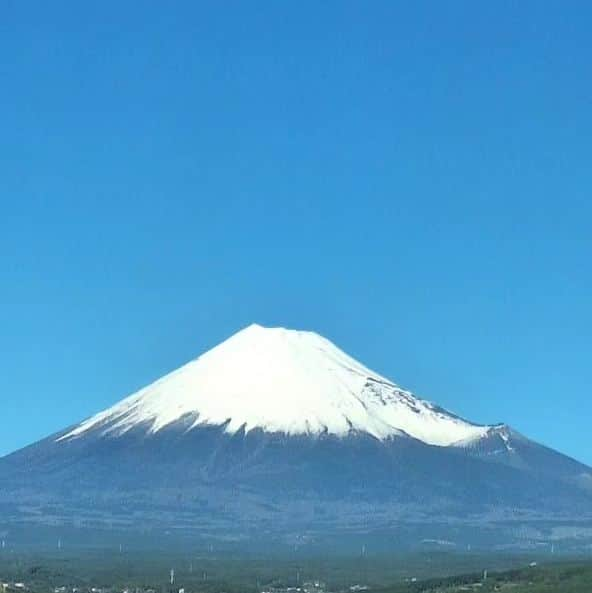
[1,2,591,464]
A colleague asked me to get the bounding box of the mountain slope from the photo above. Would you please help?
[1,324,591,547]
[58,324,491,446]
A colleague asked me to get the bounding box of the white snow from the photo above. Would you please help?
[59,324,491,446]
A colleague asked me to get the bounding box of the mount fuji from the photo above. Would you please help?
[58,324,492,446]
[1,324,591,548]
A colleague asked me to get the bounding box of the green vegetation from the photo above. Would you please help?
[0,550,591,593]
[371,563,592,593]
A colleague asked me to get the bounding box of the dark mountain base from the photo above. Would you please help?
[1,423,591,550]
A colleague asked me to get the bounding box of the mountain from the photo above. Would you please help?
[57,323,492,445]
[1,324,591,549]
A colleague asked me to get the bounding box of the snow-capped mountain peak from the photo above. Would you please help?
[59,324,490,446]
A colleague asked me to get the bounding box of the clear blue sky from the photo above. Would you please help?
[1,2,590,464]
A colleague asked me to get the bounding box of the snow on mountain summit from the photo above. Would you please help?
[59,324,490,446]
